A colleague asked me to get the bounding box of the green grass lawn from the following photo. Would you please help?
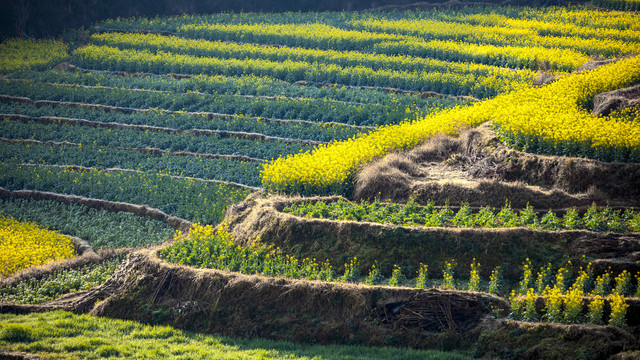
[0,311,477,360]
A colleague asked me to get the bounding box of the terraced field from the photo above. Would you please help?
[1,2,640,359]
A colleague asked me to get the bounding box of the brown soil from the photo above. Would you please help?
[593,83,640,117]
[0,350,45,360]
[611,351,640,360]
[223,193,640,281]
[577,57,623,73]
[353,123,640,209]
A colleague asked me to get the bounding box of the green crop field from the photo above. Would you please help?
[1,1,640,358]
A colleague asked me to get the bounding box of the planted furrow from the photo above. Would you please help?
[175,23,588,71]
[73,43,522,97]
[0,162,254,224]
[0,93,371,130]
[0,137,267,163]
[0,101,363,142]
[90,32,532,80]
[0,113,324,150]
[45,64,458,114]
[8,77,371,107]
[0,140,264,187]
[17,163,262,191]
[0,186,193,232]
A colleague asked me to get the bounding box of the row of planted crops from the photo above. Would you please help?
[1,5,640,354]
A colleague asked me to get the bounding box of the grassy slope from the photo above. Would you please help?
[0,311,476,360]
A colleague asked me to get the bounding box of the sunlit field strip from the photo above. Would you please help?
[94,7,640,68]
[483,6,640,30]
[444,12,640,42]
[0,311,475,360]
[371,39,585,72]
[490,60,640,162]
[0,213,75,278]
[0,39,68,73]
[177,22,588,71]
[261,57,640,194]
[346,17,639,57]
[90,32,534,81]
[72,44,517,98]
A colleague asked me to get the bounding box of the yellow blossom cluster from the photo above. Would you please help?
[0,38,68,73]
[262,56,640,194]
[0,213,75,278]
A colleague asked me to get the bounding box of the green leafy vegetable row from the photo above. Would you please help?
[0,78,417,127]
[283,199,640,232]
[0,141,263,187]
[0,197,174,249]
[0,163,251,225]
[16,69,448,111]
[0,117,307,160]
[0,102,362,142]
[0,257,122,304]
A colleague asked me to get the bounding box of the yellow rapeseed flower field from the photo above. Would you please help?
[0,38,68,73]
[261,56,640,194]
[0,213,76,278]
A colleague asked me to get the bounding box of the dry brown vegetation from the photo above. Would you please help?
[354,123,640,209]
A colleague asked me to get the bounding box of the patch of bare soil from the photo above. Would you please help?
[353,123,640,209]
[593,83,640,116]
[0,350,45,360]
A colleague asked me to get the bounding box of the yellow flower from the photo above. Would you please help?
[0,213,76,278]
